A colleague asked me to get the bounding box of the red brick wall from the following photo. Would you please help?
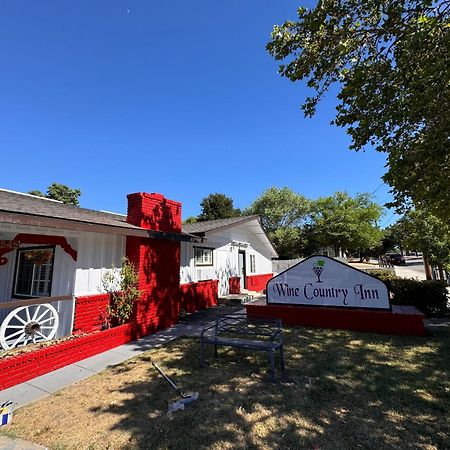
[126,237,181,337]
[0,324,133,391]
[126,191,182,338]
[246,273,273,292]
[73,294,110,333]
[127,192,182,233]
[229,277,241,294]
[246,302,425,336]
[180,280,218,313]
[0,191,185,391]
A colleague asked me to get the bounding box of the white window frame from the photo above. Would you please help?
[194,247,213,266]
[249,254,256,273]
[13,246,55,298]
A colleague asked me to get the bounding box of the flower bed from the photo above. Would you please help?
[0,324,134,390]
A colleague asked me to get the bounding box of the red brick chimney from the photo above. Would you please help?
[126,192,182,233]
[125,192,182,338]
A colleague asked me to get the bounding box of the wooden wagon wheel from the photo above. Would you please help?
[0,303,59,350]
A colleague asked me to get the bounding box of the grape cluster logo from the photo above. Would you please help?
[312,259,325,283]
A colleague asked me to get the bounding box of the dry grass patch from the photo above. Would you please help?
[1,326,449,450]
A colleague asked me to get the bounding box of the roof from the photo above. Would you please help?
[183,215,278,257]
[0,189,200,242]
[183,215,261,234]
[0,189,138,229]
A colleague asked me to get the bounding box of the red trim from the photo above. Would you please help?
[0,233,77,266]
[180,280,218,313]
[246,273,273,292]
[229,277,240,294]
[246,301,425,336]
[0,325,134,390]
[73,294,110,333]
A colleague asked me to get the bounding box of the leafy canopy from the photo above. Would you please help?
[245,187,311,258]
[267,0,450,219]
[198,193,241,221]
[29,183,81,206]
[245,187,310,232]
[395,209,450,269]
[309,192,383,256]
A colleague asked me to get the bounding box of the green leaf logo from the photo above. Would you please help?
[317,260,325,267]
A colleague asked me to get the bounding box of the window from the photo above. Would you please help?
[194,247,213,266]
[13,247,55,298]
[249,254,256,273]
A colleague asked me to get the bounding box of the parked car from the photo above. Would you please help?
[385,253,406,265]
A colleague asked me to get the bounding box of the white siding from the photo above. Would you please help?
[74,232,125,296]
[0,223,125,338]
[180,220,273,296]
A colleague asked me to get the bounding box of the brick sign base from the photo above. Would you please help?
[246,299,425,336]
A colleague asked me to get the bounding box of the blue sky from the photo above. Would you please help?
[0,1,395,225]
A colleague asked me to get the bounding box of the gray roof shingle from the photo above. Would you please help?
[0,189,141,230]
[182,215,260,234]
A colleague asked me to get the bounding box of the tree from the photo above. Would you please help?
[29,183,81,206]
[267,1,450,219]
[379,224,404,254]
[245,187,310,232]
[396,209,450,271]
[198,193,241,221]
[309,192,383,257]
[245,187,311,258]
[28,190,46,198]
[46,183,81,206]
[183,216,198,224]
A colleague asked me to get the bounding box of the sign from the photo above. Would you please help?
[267,255,390,310]
[0,240,20,250]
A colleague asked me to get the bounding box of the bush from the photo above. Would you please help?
[367,271,449,316]
[101,258,142,326]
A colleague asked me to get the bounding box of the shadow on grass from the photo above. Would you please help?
[89,327,450,450]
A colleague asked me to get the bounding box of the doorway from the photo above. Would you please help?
[238,250,246,290]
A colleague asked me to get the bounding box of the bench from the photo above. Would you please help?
[199,314,284,382]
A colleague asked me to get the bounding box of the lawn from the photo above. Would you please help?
[1,325,449,450]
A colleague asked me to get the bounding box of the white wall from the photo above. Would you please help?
[0,223,125,338]
[180,221,273,296]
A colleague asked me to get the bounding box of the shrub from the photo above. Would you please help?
[101,258,142,326]
[367,271,449,316]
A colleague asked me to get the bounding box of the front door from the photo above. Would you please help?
[238,250,246,290]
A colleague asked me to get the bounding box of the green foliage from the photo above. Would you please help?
[183,216,198,224]
[28,190,46,198]
[198,193,241,221]
[272,226,305,259]
[47,183,81,206]
[245,188,383,258]
[371,272,449,317]
[29,183,81,206]
[245,187,310,258]
[380,224,404,254]
[245,187,310,233]
[309,192,383,257]
[102,258,141,326]
[267,0,450,220]
[365,268,399,281]
[395,209,450,270]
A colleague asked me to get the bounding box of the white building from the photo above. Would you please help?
[181,216,278,296]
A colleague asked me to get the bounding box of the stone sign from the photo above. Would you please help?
[267,255,390,310]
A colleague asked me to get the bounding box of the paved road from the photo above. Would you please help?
[394,256,426,280]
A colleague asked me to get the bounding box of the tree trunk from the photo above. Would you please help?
[423,255,433,280]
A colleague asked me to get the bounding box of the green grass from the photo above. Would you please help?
[1,326,449,449]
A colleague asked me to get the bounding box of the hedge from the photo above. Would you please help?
[366,271,449,316]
